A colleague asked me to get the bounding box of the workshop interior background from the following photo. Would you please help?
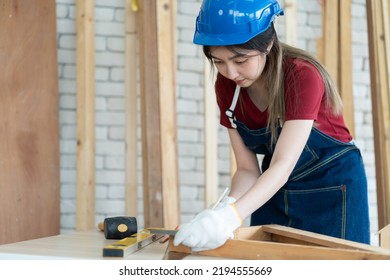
[54,0,378,243]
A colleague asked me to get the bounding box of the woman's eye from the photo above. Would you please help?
[213,60,222,64]
[235,59,248,64]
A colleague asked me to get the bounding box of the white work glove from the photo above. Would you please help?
[194,196,236,220]
[173,203,242,252]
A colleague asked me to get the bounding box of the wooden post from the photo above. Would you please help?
[366,0,390,229]
[76,0,96,230]
[158,0,180,229]
[338,0,354,137]
[204,61,218,207]
[320,0,355,136]
[323,0,339,87]
[124,0,139,217]
[284,0,297,46]
[138,0,179,229]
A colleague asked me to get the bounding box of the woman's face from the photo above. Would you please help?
[209,47,268,88]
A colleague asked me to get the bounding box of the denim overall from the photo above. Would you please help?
[226,87,370,244]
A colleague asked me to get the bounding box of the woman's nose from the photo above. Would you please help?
[224,64,239,80]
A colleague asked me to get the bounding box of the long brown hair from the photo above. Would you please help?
[203,24,343,142]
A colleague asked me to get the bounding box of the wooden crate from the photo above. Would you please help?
[168,225,390,260]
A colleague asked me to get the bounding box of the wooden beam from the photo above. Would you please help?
[76,0,96,230]
[138,0,160,228]
[338,0,355,136]
[157,0,180,229]
[316,2,325,63]
[323,0,339,87]
[321,0,355,136]
[284,0,297,46]
[204,61,218,207]
[124,0,138,217]
[366,0,390,229]
[138,0,179,229]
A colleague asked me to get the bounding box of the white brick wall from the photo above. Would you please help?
[56,0,380,245]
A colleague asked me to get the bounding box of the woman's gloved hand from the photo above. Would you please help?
[193,196,236,221]
[173,203,242,252]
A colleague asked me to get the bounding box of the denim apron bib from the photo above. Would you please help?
[226,86,370,244]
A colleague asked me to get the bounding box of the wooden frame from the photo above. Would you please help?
[319,0,355,136]
[138,0,179,229]
[168,225,390,260]
[366,0,390,229]
[284,0,297,46]
[124,0,139,217]
[158,0,180,229]
[76,0,96,231]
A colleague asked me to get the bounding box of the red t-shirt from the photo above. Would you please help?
[215,58,352,143]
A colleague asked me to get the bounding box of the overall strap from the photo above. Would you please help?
[225,86,241,128]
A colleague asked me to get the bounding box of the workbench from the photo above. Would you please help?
[0,230,219,260]
[2,225,390,260]
[0,228,389,280]
[0,230,167,260]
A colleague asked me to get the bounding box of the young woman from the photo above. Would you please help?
[174,0,370,251]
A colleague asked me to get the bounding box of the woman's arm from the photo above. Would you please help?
[228,128,261,200]
[231,119,314,220]
[173,119,314,251]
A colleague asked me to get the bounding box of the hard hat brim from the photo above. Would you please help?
[193,31,258,46]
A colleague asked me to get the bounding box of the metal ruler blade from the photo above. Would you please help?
[148,228,178,236]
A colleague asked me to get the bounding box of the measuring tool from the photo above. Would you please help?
[102,229,164,257]
[102,189,231,258]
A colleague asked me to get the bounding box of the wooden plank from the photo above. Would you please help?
[169,226,390,260]
[170,237,390,260]
[204,61,218,206]
[76,0,96,230]
[316,2,325,63]
[138,0,161,228]
[261,225,388,252]
[323,0,339,87]
[124,0,139,217]
[366,0,390,228]
[338,0,355,136]
[284,0,297,46]
[138,0,179,229]
[157,0,180,229]
[0,230,168,260]
[319,0,355,137]
[0,0,60,244]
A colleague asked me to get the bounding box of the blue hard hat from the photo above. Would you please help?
[193,0,284,46]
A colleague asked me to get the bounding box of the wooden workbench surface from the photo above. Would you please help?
[0,230,227,260]
[0,230,168,260]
